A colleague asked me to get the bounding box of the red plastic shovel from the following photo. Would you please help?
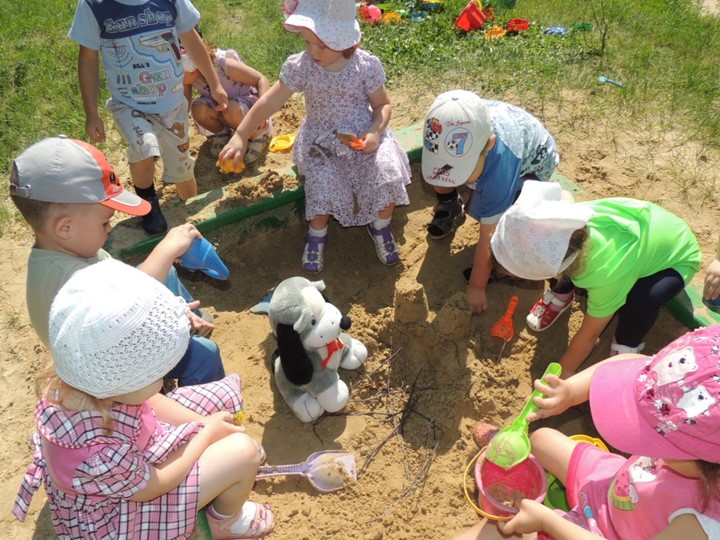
[490,295,519,361]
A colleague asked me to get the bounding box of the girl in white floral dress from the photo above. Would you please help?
[220,0,411,274]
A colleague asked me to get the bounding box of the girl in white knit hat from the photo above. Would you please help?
[219,0,412,274]
[13,260,274,539]
[490,181,701,375]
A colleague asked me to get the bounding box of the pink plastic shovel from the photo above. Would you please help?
[255,450,357,493]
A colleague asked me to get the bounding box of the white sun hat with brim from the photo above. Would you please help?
[490,181,595,281]
[284,0,361,52]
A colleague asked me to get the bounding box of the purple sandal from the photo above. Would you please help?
[367,224,400,265]
[302,235,326,274]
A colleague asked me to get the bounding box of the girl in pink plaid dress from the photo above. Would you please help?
[13,260,274,540]
[219,0,412,275]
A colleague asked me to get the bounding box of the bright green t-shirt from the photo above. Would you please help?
[571,198,701,318]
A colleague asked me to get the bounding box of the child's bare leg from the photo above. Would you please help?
[198,432,261,513]
[129,157,156,189]
[219,101,243,131]
[378,203,395,220]
[310,214,330,230]
[175,179,198,201]
[529,427,576,485]
[191,102,226,134]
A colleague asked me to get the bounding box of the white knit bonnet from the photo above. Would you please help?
[49,260,191,399]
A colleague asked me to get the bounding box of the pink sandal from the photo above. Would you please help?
[206,502,274,539]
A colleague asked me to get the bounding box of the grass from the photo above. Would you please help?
[0,0,718,188]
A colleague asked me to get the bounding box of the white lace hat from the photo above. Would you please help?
[49,260,191,399]
[491,181,594,281]
[284,0,361,51]
[422,90,492,187]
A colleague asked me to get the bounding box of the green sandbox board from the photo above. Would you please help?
[109,122,719,538]
[105,119,718,337]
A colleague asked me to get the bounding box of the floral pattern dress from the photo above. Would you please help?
[281,48,411,226]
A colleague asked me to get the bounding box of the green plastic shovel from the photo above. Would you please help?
[486,362,563,470]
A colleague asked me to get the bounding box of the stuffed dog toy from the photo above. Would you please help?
[268,276,368,422]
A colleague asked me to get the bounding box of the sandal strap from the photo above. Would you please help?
[206,502,274,540]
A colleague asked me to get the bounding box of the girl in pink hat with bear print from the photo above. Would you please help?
[455,325,720,540]
[219,0,411,275]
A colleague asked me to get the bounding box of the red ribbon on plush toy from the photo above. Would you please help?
[321,338,345,369]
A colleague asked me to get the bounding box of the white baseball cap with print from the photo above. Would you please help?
[421,90,492,187]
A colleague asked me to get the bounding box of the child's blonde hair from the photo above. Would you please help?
[35,362,115,434]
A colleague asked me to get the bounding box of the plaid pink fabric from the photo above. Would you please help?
[13,374,244,539]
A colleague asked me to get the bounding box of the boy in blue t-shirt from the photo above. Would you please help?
[421,90,560,313]
[69,0,228,234]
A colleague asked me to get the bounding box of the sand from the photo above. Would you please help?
[0,84,717,540]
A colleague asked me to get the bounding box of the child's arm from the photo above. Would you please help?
[130,411,243,502]
[137,223,201,282]
[183,80,194,109]
[703,232,720,300]
[527,353,639,422]
[78,46,105,142]
[180,29,227,112]
[218,80,293,167]
[499,499,603,539]
[224,57,271,99]
[360,84,392,153]
[558,313,613,375]
[466,223,496,313]
[651,513,708,539]
[149,393,205,423]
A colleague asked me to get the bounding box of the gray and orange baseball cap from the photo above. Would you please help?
[9,135,150,215]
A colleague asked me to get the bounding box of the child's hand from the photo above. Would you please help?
[704,258,720,300]
[466,284,488,313]
[218,135,248,171]
[526,374,573,422]
[359,131,380,153]
[85,114,106,143]
[209,84,228,112]
[186,300,215,335]
[498,499,554,536]
[200,411,246,443]
[162,224,202,260]
[335,131,366,151]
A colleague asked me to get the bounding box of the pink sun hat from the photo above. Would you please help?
[283,0,361,51]
[590,325,720,463]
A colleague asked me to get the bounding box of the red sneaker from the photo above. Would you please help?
[526,290,575,332]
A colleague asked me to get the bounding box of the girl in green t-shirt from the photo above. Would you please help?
[490,181,701,375]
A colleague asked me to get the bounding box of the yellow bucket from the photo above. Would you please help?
[570,434,609,451]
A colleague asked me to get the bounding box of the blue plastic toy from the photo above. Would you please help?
[178,237,230,280]
[544,26,567,35]
[597,75,625,88]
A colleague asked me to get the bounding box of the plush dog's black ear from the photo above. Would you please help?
[276,323,313,385]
